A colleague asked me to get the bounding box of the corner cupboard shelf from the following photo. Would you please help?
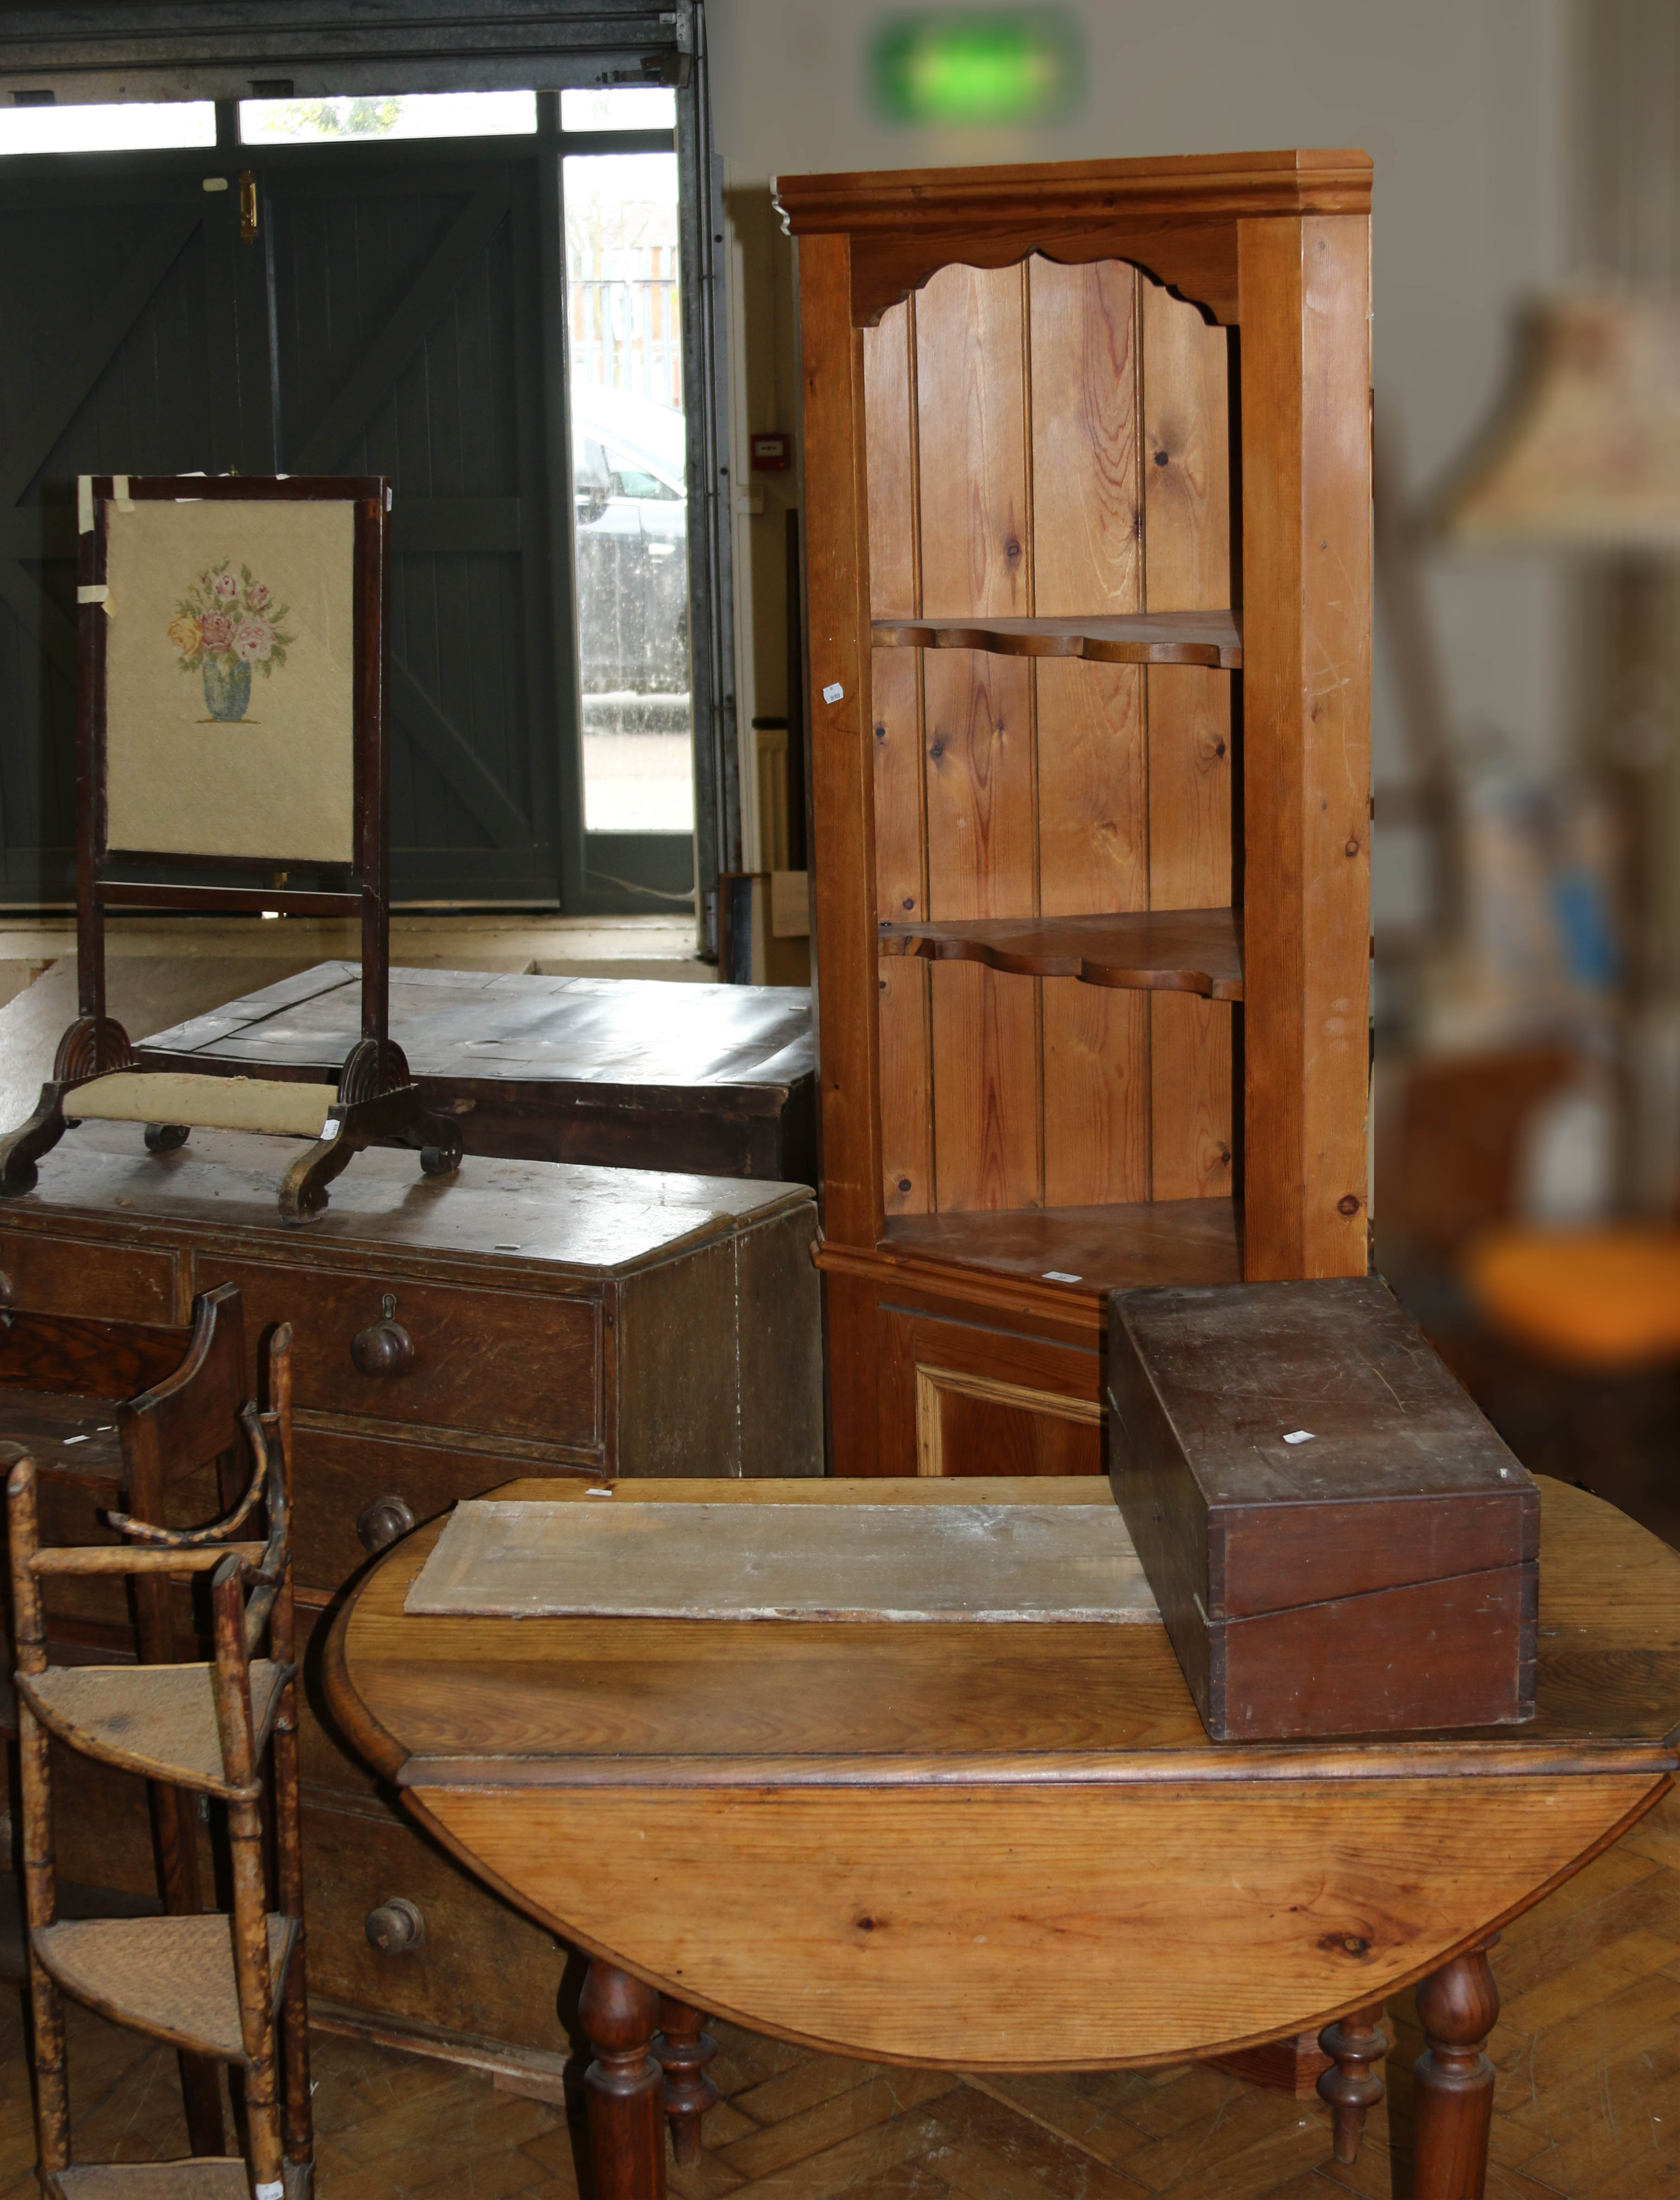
[781,149,1374,1478]
[878,909,1243,1001]
[872,610,1241,669]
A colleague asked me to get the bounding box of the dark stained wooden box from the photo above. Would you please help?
[1107,1278,1539,1741]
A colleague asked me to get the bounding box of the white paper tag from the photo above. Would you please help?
[76,584,109,605]
[1041,1270,1082,1284]
[77,476,94,534]
[256,2182,285,2200]
[1282,1430,1316,1445]
[203,175,229,192]
[822,681,844,704]
[319,1119,341,1141]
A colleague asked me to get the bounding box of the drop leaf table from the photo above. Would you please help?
[326,1473,1680,2200]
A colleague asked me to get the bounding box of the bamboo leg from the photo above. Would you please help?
[654,1996,719,2166]
[269,1563,313,2173]
[8,1462,70,2181]
[1316,2003,1387,2164]
[212,1560,285,2195]
[580,1962,666,2200]
[130,1457,225,2158]
[1413,1940,1500,2200]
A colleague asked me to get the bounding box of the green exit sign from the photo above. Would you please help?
[870,8,1085,125]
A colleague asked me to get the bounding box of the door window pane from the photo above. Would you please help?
[0,101,216,155]
[560,87,676,132]
[240,91,536,144]
[565,150,693,834]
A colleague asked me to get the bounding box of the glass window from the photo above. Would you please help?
[565,149,693,834]
[560,87,676,133]
[240,90,536,145]
[0,100,216,155]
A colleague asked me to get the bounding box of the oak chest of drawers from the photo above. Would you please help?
[0,1124,822,2071]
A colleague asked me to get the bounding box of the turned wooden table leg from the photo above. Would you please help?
[1413,1939,1500,2200]
[580,1961,667,2200]
[1316,2003,1387,2163]
[654,1995,719,2165]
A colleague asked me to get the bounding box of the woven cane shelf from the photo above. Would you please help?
[32,1912,296,2062]
[20,1660,288,1794]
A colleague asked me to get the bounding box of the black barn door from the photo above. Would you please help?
[0,125,569,905]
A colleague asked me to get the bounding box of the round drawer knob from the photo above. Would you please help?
[351,1319,414,1378]
[364,1896,426,1956]
[356,1495,418,1555]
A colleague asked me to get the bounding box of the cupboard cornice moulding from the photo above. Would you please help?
[774,150,1373,327]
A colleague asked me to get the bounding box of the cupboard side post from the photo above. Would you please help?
[798,232,883,1254]
[1237,215,1371,1279]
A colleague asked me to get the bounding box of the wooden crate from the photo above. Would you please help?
[1107,1277,1540,1740]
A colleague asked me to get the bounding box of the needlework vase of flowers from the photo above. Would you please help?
[167,561,295,723]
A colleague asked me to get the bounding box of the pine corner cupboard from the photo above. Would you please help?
[774,151,1373,1478]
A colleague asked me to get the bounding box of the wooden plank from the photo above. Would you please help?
[406,1498,1157,1622]
[864,304,933,1217]
[1028,259,1150,1210]
[873,611,1239,666]
[879,909,1242,998]
[1144,277,1236,1202]
[291,187,512,474]
[799,232,883,1251]
[923,655,1039,1210]
[388,660,528,852]
[917,262,1039,1214]
[1238,215,1370,1278]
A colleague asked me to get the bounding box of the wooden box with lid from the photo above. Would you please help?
[777,150,1373,1475]
[0,1124,821,2074]
[1107,1277,1540,1740]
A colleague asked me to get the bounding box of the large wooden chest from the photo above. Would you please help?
[1107,1277,1539,1741]
[138,961,816,1183]
[0,1124,821,2072]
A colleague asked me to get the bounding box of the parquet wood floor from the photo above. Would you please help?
[6,1783,1680,2199]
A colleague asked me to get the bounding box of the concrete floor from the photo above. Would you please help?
[0,912,713,1136]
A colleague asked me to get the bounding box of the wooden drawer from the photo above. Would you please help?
[301,1795,569,2055]
[0,1227,176,1324]
[287,1429,593,1595]
[196,1258,602,1451]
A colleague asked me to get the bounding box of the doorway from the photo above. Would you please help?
[0,78,720,912]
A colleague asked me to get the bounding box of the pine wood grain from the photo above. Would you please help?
[798,231,882,1253]
[1029,258,1151,1209]
[410,1776,1662,2071]
[15,1777,1680,2198]
[1142,279,1235,1205]
[1237,214,1370,1278]
[916,261,1040,1215]
[863,303,934,1219]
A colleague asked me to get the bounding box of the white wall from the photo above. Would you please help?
[707,0,1579,897]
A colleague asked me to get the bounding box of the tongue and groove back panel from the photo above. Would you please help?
[863,261,1235,1220]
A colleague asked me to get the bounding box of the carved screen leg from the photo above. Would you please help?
[0,1083,69,1195]
[654,1996,719,2166]
[1317,2003,1387,2163]
[1413,1940,1499,2200]
[581,1961,667,2200]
